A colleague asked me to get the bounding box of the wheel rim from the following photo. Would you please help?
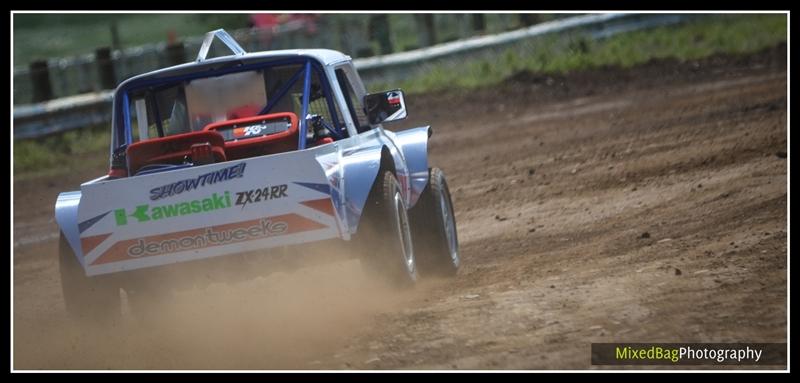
[394,191,415,275]
[439,186,459,267]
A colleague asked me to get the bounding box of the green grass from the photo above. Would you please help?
[382,14,561,53]
[13,13,542,66]
[13,14,250,65]
[13,13,787,178]
[13,126,110,179]
[369,14,787,94]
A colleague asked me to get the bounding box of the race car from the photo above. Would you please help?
[54,29,460,323]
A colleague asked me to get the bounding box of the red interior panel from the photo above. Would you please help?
[126,131,227,175]
[204,112,299,161]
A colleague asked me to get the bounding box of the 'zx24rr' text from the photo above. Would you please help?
[235,184,289,208]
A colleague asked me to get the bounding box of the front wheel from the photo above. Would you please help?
[357,171,419,287]
[410,168,460,277]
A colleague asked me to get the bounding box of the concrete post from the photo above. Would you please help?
[165,42,186,66]
[96,47,116,90]
[30,60,53,103]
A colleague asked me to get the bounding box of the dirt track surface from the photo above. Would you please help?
[13,45,787,370]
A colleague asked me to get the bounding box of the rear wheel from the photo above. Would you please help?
[410,168,460,276]
[59,232,122,326]
[358,171,418,287]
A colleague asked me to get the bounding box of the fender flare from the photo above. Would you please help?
[338,126,431,235]
[392,125,432,208]
[54,191,84,265]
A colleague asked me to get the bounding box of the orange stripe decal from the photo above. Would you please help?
[80,233,113,256]
[300,198,336,217]
[91,213,326,266]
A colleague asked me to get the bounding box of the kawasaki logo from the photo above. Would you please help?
[115,192,232,226]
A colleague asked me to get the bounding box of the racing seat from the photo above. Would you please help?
[126,131,227,176]
[226,104,261,120]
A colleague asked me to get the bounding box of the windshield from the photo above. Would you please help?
[119,59,347,147]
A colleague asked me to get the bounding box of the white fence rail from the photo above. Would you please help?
[13,13,694,140]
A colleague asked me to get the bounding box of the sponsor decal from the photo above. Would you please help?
[300,198,336,217]
[235,184,288,209]
[115,192,232,226]
[238,125,266,137]
[91,213,328,265]
[127,218,288,257]
[387,91,401,105]
[149,163,246,201]
[232,119,290,138]
[294,181,330,195]
[78,211,111,233]
[81,233,113,255]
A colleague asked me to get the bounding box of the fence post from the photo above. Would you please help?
[415,14,437,47]
[96,47,116,90]
[30,60,53,103]
[368,14,393,55]
[165,41,186,66]
[110,21,121,50]
[519,14,540,27]
[472,14,486,34]
[77,60,94,94]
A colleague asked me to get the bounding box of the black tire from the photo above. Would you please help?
[410,168,460,277]
[59,232,122,326]
[358,171,419,286]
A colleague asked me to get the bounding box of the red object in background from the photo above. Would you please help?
[167,29,177,45]
[249,14,281,48]
[287,14,319,34]
[227,104,261,120]
[250,14,281,29]
[249,13,319,34]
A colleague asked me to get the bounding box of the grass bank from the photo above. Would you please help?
[14,13,787,179]
[13,126,110,180]
[375,14,787,94]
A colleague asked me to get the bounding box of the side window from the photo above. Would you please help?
[335,68,370,133]
[274,66,346,138]
[304,69,346,132]
[128,85,190,141]
[128,97,149,141]
[127,94,166,142]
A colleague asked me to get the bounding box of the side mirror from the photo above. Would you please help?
[364,89,407,125]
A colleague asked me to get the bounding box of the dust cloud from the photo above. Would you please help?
[15,245,423,370]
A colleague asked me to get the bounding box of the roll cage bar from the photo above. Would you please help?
[112,56,348,154]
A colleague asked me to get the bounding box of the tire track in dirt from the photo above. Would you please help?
[13,45,787,369]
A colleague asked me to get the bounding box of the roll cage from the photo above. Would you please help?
[112,56,350,153]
